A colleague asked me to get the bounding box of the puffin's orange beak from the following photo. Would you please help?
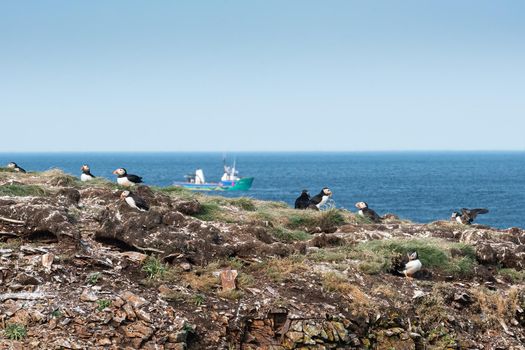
[113,170,118,175]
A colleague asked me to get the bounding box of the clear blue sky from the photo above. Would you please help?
[1,1,524,152]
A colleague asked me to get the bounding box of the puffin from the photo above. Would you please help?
[7,162,26,173]
[308,187,332,210]
[398,251,422,278]
[120,190,149,211]
[113,168,143,187]
[355,202,381,223]
[451,208,489,225]
[80,165,96,182]
[294,190,311,209]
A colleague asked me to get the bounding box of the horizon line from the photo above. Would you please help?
[0,149,524,154]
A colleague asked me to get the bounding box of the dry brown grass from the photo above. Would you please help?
[217,289,244,300]
[259,255,308,283]
[471,286,522,329]
[181,272,219,292]
[371,285,399,299]
[321,272,370,307]
[414,283,449,329]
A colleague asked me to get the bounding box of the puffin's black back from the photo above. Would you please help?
[130,192,149,211]
[294,191,310,209]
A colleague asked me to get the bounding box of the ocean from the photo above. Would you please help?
[1,152,523,229]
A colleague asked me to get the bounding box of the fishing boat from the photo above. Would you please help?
[173,161,254,191]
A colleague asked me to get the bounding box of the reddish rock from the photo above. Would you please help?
[220,269,238,291]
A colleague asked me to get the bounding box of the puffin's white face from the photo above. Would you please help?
[120,190,130,199]
[355,202,368,209]
[113,168,126,176]
[81,165,90,171]
[7,162,16,169]
[322,188,332,196]
[408,251,418,260]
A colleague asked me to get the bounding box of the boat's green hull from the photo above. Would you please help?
[173,177,254,191]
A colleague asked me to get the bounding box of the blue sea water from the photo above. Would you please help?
[1,152,524,229]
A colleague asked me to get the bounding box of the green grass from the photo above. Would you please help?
[498,268,525,283]
[142,256,167,279]
[193,202,222,221]
[86,272,101,285]
[285,209,346,231]
[351,238,477,277]
[97,299,112,311]
[193,294,205,306]
[0,184,49,197]
[152,186,196,199]
[4,323,27,341]
[309,249,347,263]
[226,257,244,270]
[227,197,256,211]
[271,227,312,242]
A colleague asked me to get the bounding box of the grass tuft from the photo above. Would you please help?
[217,289,244,300]
[322,272,370,306]
[498,268,525,283]
[86,272,101,285]
[271,227,311,242]
[40,169,81,187]
[97,299,112,311]
[4,323,27,341]
[153,186,196,199]
[227,197,256,211]
[142,256,167,279]
[194,202,222,221]
[261,256,307,282]
[193,293,206,306]
[0,184,49,197]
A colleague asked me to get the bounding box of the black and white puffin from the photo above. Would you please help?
[398,251,422,278]
[294,190,310,209]
[80,165,96,182]
[113,168,143,187]
[308,187,332,210]
[7,162,26,173]
[451,208,489,225]
[355,202,382,223]
[120,190,149,211]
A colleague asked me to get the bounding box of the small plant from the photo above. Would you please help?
[142,256,167,279]
[51,309,62,318]
[4,323,27,341]
[182,322,195,334]
[193,294,205,306]
[227,257,244,270]
[97,299,112,311]
[237,273,255,289]
[86,272,101,285]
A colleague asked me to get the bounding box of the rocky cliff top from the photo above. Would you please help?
[1,168,524,350]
